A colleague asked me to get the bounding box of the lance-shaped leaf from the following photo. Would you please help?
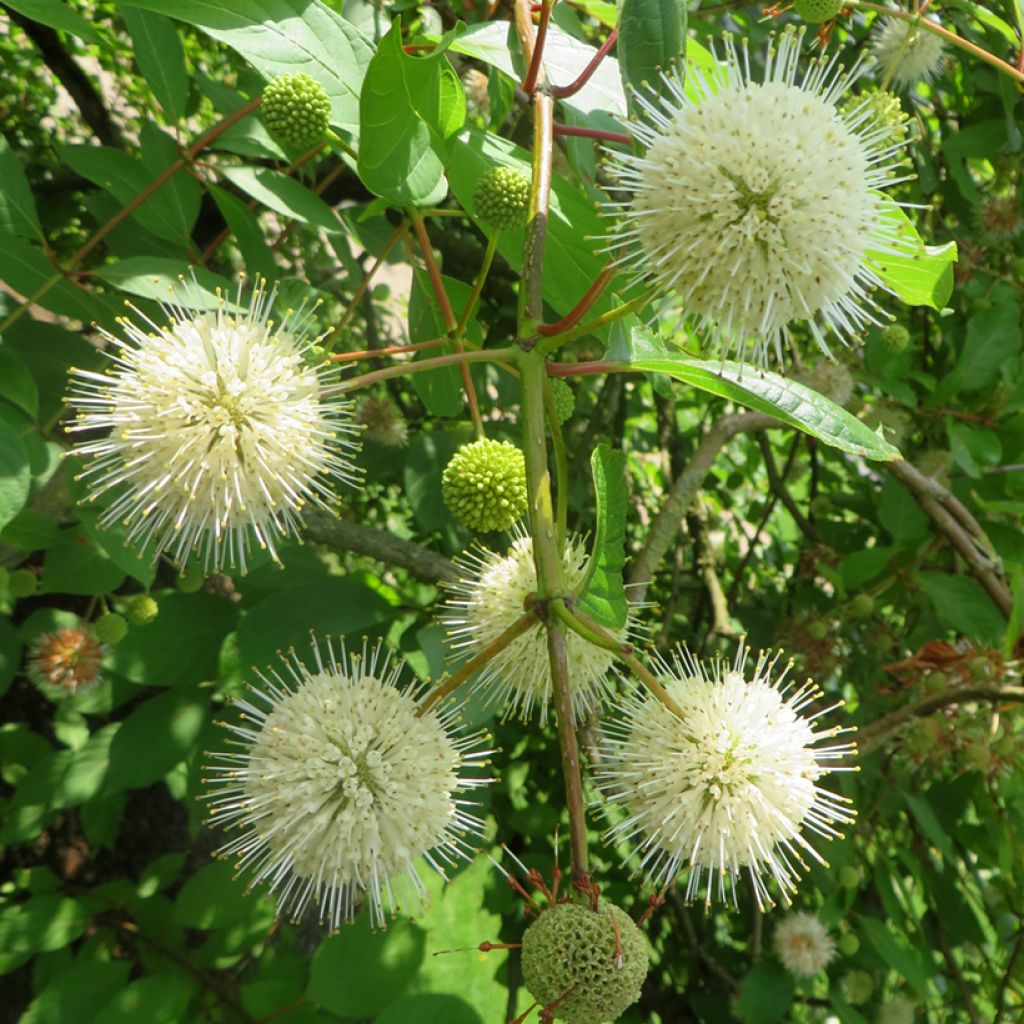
[622,354,901,461]
[617,0,686,99]
[577,444,629,629]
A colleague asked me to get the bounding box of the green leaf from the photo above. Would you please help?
[40,530,128,596]
[95,975,196,1024]
[917,571,1006,644]
[208,184,277,280]
[0,895,93,975]
[375,994,483,1024]
[0,347,39,419]
[118,0,374,137]
[94,258,241,311]
[617,0,686,97]
[19,956,131,1024]
[878,477,929,542]
[859,917,935,996]
[937,302,1022,400]
[236,579,396,674]
[139,122,202,237]
[357,23,465,207]
[77,509,157,589]
[622,355,902,460]
[0,616,21,701]
[111,592,239,687]
[107,689,209,792]
[0,132,42,239]
[307,917,425,1017]
[122,8,189,122]
[577,445,629,629]
[948,420,1002,478]
[869,201,957,310]
[3,0,101,42]
[734,964,794,1024]
[0,418,31,532]
[221,165,340,232]
[174,860,275,930]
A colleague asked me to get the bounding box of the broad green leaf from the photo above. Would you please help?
[236,579,396,673]
[19,957,131,1024]
[77,508,158,589]
[937,302,1021,400]
[734,964,794,1024]
[622,355,902,460]
[0,418,31,533]
[617,0,686,98]
[917,571,1006,644]
[107,689,209,792]
[308,917,425,1017]
[0,617,21,701]
[0,133,41,239]
[403,428,473,543]
[878,477,929,542]
[174,861,276,930]
[859,917,935,996]
[577,444,629,629]
[375,995,483,1024]
[122,8,189,122]
[95,975,196,1024]
[40,530,128,596]
[208,184,278,280]
[3,0,101,42]
[0,348,39,419]
[357,23,465,207]
[221,164,340,232]
[111,592,239,687]
[0,895,93,973]
[869,201,957,310]
[118,0,374,137]
[94,258,241,311]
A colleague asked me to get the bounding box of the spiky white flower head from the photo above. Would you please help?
[443,528,628,724]
[596,642,856,909]
[205,638,492,929]
[773,911,836,976]
[67,281,362,574]
[606,28,913,366]
[878,994,915,1024]
[871,16,946,90]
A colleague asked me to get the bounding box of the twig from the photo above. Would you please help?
[756,432,819,542]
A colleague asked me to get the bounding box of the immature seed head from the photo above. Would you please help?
[793,0,844,24]
[442,438,528,533]
[520,900,649,1024]
[474,167,531,230]
[262,72,332,148]
[549,378,576,424]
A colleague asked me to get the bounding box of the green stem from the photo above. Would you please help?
[457,233,499,338]
[335,346,517,394]
[535,292,653,355]
[543,375,569,552]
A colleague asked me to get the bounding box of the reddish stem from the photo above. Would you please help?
[536,264,615,336]
[328,335,447,362]
[522,0,554,95]
[546,359,615,377]
[553,122,631,146]
[551,28,618,99]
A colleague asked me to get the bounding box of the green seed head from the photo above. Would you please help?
[442,438,528,533]
[849,593,875,619]
[93,613,128,645]
[841,969,876,1006]
[124,594,160,626]
[793,0,844,23]
[521,900,649,1024]
[549,378,575,424]
[837,932,860,957]
[880,325,911,351]
[262,72,332,149]
[807,619,830,642]
[474,167,531,230]
[8,568,39,599]
[839,90,910,150]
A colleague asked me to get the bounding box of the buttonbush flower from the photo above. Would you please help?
[606,28,912,366]
[596,642,856,908]
[871,16,946,90]
[205,639,492,929]
[774,911,836,976]
[67,281,362,574]
[443,529,628,723]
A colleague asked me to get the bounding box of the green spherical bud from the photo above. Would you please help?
[849,593,874,619]
[841,969,875,1006]
[442,438,528,533]
[178,565,206,593]
[793,0,844,23]
[262,72,331,149]
[807,619,829,642]
[8,568,39,599]
[521,900,649,1024]
[968,655,991,681]
[549,378,575,424]
[93,613,128,645]
[839,90,909,150]
[838,932,860,957]
[880,325,911,351]
[124,594,160,626]
[922,670,948,695]
[474,166,530,230]
[839,865,862,890]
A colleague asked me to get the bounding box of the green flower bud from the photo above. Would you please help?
[93,613,128,645]
[807,619,829,642]
[124,594,160,626]
[880,324,911,351]
[549,378,575,424]
[842,969,875,1006]
[8,568,39,599]
[849,593,874,619]
[262,72,331,149]
[474,166,530,230]
[839,90,910,150]
[837,932,860,956]
[793,0,844,24]
[521,900,649,1024]
[442,438,528,533]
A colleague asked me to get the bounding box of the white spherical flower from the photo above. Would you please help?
[606,29,913,366]
[205,639,492,929]
[871,17,946,90]
[443,529,628,724]
[878,994,916,1024]
[596,642,856,909]
[67,281,362,573]
[773,911,836,976]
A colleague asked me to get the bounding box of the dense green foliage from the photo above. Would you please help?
[1,1,1023,1023]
